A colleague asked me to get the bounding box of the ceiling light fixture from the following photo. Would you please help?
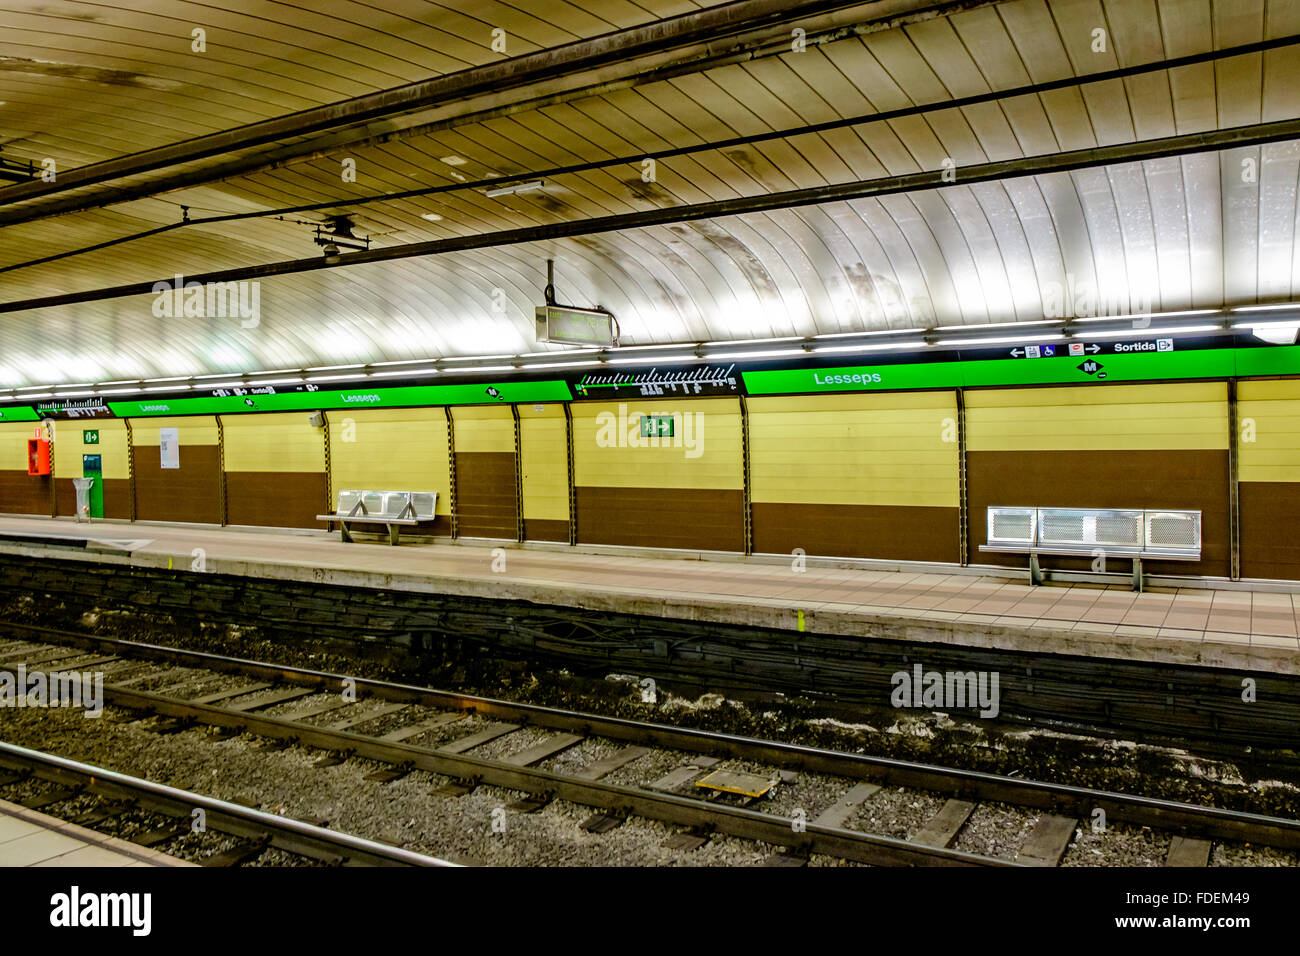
[312,216,370,262]
[1071,309,1220,323]
[483,180,544,198]
[811,328,927,338]
[367,368,439,378]
[810,341,927,354]
[705,348,807,361]
[931,334,1065,346]
[1072,324,1221,339]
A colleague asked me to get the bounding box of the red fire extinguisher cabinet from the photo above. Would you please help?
[27,439,51,475]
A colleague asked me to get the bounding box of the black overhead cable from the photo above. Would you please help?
[0,0,867,211]
[2,31,1297,278]
[1,116,1297,316]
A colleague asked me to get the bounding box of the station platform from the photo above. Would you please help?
[0,797,193,867]
[0,515,1296,676]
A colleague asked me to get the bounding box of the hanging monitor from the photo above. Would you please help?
[536,304,617,347]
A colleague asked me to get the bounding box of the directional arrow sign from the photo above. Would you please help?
[1010,348,1024,357]
[1087,344,1101,353]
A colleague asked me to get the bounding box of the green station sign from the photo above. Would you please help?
[742,345,1299,394]
[109,380,573,417]
[6,339,1300,423]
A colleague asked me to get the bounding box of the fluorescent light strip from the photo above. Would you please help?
[606,342,701,352]
[1072,324,1221,339]
[304,374,361,383]
[438,365,514,374]
[6,304,1252,396]
[1071,309,1221,323]
[701,336,803,347]
[366,369,432,379]
[706,348,807,360]
[245,377,303,386]
[810,341,927,354]
[607,355,700,365]
[933,320,1061,331]
[519,361,604,370]
[931,334,1064,346]
[1230,319,1300,329]
[812,328,926,338]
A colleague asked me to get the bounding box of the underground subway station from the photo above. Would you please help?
[0,0,1295,938]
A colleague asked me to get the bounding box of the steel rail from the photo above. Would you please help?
[108,684,1013,866]
[4,621,1299,850]
[0,741,459,867]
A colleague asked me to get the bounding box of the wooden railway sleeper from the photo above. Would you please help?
[313,747,355,768]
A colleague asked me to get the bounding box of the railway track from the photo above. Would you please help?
[0,741,458,867]
[1,620,1297,867]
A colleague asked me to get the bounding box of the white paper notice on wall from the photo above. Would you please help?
[159,427,179,469]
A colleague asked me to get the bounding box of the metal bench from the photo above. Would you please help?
[316,490,438,545]
[978,506,1201,592]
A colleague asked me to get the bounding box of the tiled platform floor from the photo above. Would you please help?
[0,797,193,867]
[0,515,1296,673]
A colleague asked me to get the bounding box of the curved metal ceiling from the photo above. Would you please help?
[2,0,1300,387]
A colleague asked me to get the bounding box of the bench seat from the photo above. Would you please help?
[317,490,438,545]
[979,506,1201,592]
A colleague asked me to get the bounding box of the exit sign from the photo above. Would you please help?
[83,430,99,444]
[640,415,674,438]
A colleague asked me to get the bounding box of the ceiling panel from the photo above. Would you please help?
[2,0,1300,387]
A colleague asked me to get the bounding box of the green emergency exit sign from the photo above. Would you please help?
[83,430,99,444]
[640,415,674,438]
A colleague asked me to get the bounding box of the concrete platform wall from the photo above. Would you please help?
[4,379,1300,582]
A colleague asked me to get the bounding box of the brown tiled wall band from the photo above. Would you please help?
[1239,482,1300,580]
[967,449,1231,577]
[751,503,960,562]
[453,451,518,539]
[0,472,51,515]
[224,471,327,529]
[576,487,744,552]
[132,445,223,524]
[522,518,568,542]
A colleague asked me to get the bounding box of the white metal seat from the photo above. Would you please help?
[979,506,1201,591]
[316,490,439,545]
